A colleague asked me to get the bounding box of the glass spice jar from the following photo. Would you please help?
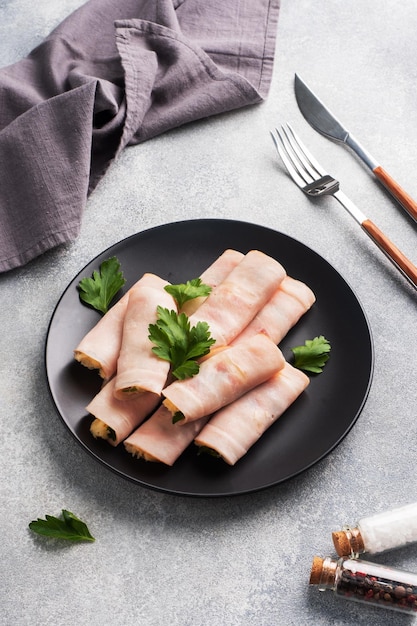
[332,502,417,557]
[310,556,417,614]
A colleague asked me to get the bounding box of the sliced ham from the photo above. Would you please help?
[182,249,244,315]
[232,276,316,345]
[162,333,285,424]
[74,273,167,380]
[194,362,310,465]
[74,251,245,378]
[124,405,210,465]
[88,378,160,446]
[187,250,287,346]
[280,274,316,308]
[113,279,177,399]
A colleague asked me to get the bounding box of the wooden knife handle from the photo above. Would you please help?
[361,218,417,288]
[373,165,417,222]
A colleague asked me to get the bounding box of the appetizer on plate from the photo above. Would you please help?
[75,248,320,466]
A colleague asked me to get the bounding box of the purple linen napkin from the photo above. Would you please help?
[0,0,280,273]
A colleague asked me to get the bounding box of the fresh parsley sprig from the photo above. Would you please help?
[291,335,331,374]
[77,256,126,315]
[29,510,95,542]
[164,278,212,309]
[148,306,215,380]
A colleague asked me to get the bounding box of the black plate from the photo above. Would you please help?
[45,219,373,497]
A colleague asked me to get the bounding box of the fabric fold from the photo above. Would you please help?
[0,0,280,273]
[115,18,264,147]
[0,82,96,269]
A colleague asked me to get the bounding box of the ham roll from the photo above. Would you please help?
[232,276,316,346]
[74,273,168,380]
[181,249,244,315]
[194,362,310,465]
[74,251,244,378]
[113,279,177,399]
[88,378,160,446]
[124,405,210,466]
[187,250,287,346]
[162,334,285,424]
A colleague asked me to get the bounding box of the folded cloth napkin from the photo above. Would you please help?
[0,0,280,273]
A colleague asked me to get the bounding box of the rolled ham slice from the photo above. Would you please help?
[181,249,244,315]
[194,362,310,465]
[113,279,177,399]
[74,251,244,378]
[232,276,316,345]
[88,378,160,446]
[187,250,287,346]
[74,273,167,380]
[124,405,210,466]
[162,333,285,424]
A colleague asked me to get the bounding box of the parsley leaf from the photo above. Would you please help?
[172,411,186,424]
[148,306,215,380]
[164,278,212,309]
[291,335,331,374]
[29,510,95,542]
[77,256,126,315]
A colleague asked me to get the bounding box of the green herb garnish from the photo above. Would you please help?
[107,426,116,441]
[197,445,221,458]
[29,510,95,542]
[172,411,185,424]
[164,278,212,309]
[77,256,126,314]
[148,306,215,380]
[291,335,331,374]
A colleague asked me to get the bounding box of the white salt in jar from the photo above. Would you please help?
[332,502,417,556]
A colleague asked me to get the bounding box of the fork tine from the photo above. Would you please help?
[284,123,327,178]
[270,130,307,188]
[278,125,319,182]
[272,125,342,198]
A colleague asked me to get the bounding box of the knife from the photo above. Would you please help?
[294,73,417,223]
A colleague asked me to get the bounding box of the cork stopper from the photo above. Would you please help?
[332,531,352,556]
[332,527,365,556]
[309,556,337,588]
[309,556,324,584]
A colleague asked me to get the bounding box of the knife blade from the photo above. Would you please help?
[294,73,417,223]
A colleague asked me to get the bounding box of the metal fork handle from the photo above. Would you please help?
[334,191,417,289]
[333,190,367,224]
[304,175,339,196]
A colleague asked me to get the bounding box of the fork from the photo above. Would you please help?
[271,123,417,290]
